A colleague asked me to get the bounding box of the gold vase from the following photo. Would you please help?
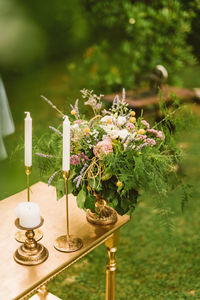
[86,193,117,226]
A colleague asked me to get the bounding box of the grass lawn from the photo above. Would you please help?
[0,63,200,299]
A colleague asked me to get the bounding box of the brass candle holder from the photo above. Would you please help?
[54,171,83,252]
[15,166,43,243]
[14,217,48,266]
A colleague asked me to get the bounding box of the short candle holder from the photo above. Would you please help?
[14,217,48,266]
[15,166,43,243]
[54,171,83,252]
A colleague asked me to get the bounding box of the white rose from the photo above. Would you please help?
[117,116,126,126]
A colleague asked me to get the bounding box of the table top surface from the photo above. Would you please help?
[0,182,129,300]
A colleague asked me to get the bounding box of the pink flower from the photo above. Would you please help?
[126,122,135,132]
[93,138,113,157]
[137,134,147,141]
[157,131,165,140]
[147,128,165,140]
[141,120,150,129]
[73,119,82,124]
[145,138,156,146]
[81,152,89,160]
[70,155,80,165]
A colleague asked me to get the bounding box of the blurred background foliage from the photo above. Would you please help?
[0,0,199,88]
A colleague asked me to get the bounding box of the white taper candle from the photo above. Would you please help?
[24,112,32,167]
[62,115,70,171]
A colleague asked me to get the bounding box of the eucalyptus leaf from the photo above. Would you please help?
[85,193,96,211]
[68,179,74,194]
[56,178,65,200]
[77,188,86,209]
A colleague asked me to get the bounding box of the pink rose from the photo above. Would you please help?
[93,138,113,157]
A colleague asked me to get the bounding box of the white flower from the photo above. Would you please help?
[110,129,120,139]
[117,116,126,126]
[71,124,79,130]
[100,115,113,124]
[100,124,114,132]
[118,129,129,139]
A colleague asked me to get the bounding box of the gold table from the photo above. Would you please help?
[0,182,130,300]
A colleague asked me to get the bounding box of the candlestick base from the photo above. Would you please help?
[14,242,48,266]
[15,229,43,243]
[54,235,83,253]
[14,218,48,266]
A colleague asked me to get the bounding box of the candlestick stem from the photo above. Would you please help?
[54,171,83,252]
[63,171,70,239]
[25,166,32,202]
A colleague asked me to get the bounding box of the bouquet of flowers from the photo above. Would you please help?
[36,89,182,225]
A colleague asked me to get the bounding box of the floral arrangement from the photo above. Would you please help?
[36,89,182,217]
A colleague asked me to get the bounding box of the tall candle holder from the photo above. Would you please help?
[14,217,48,266]
[54,171,83,252]
[15,166,43,243]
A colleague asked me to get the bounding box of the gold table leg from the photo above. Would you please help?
[105,230,120,300]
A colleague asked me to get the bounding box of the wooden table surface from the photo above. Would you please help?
[0,182,129,300]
